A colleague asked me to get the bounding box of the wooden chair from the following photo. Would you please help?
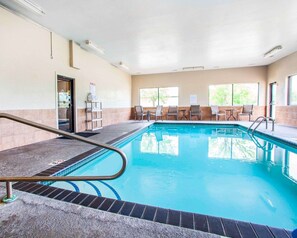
[134,106,146,121]
[166,106,178,120]
[189,105,202,120]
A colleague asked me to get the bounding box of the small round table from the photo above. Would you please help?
[225,108,237,121]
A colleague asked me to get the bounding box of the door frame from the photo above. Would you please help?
[56,74,76,133]
[269,82,277,119]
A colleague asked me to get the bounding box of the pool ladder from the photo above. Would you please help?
[0,113,127,203]
[247,116,275,135]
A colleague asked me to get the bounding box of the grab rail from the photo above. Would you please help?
[0,113,127,202]
[247,116,275,134]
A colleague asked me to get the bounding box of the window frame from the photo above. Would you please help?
[288,74,297,105]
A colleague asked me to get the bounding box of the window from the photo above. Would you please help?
[209,84,232,106]
[140,87,178,107]
[288,75,297,105]
[209,83,258,106]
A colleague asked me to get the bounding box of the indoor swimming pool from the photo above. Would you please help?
[50,124,297,230]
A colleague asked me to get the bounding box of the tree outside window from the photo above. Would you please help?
[209,83,258,106]
[209,84,232,106]
[140,88,158,107]
[140,87,178,107]
[233,84,258,105]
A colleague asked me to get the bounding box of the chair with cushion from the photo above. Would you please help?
[151,105,163,121]
[189,105,202,120]
[166,106,178,120]
[238,105,253,121]
[134,105,146,121]
[211,106,226,121]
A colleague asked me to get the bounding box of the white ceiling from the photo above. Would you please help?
[2,0,297,75]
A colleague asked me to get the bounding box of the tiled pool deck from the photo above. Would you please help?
[0,120,296,237]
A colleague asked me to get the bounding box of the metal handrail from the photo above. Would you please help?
[0,113,127,202]
[247,116,275,134]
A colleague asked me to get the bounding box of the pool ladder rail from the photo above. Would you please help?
[247,116,275,135]
[0,113,127,203]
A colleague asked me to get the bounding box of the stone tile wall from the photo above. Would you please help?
[1,107,132,151]
[275,106,297,127]
[0,109,56,151]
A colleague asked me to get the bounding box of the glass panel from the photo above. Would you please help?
[289,75,297,105]
[159,87,178,106]
[58,79,73,132]
[140,88,158,107]
[209,84,232,106]
[233,83,258,105]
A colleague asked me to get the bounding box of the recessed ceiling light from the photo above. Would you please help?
[182,66,204,71]
[119,62,129,70]
[264,45,282,58]
[12,0,45,15]
[84,40,104,54]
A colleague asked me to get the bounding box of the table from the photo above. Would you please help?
[180,109,187,120]
[225,108,237,121]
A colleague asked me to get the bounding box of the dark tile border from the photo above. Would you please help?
[12,123,293,238]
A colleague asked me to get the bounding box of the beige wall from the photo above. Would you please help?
[0,7,131,150]
[267,52,297,126]
[267,51,297,106]
[132,66,267,106]
[0,7,131,110]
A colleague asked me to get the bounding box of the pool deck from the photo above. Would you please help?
[0,119,296,237]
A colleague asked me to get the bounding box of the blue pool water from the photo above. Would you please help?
[52,124,297,230]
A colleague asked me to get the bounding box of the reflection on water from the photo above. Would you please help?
[141,126,297,184]
[208,137,257,160]
[140,131,179,155]
[284,151,297,182]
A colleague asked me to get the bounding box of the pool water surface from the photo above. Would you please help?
[51,124,297,230]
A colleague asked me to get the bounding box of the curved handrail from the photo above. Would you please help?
[252,117,267,133]
[0,113,127,182]
[248,116,266,132]
[247,116,275,134]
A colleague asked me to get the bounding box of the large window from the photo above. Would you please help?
[288,75,297,105]
[209,83,258,106]
[140,87,178,107]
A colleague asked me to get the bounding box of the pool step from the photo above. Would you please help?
[63,180,121,200]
